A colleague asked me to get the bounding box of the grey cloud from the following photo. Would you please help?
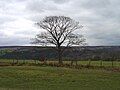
[0,16,16,25]
[81,0,110,9]
[26,0,59,13]
[52,0,71,4]
[81,0,120,21]
[0,36,29,46]
[0,0,120,46]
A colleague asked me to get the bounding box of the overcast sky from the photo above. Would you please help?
[0,0,120,46]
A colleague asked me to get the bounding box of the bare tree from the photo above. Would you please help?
[32,16,86,64]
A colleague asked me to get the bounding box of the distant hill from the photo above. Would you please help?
[0,46,120,61]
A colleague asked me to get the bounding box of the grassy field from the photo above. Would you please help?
[0,66,120,90]
[0,59,120,67]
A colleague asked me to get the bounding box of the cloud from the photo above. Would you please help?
[0,0,120,46]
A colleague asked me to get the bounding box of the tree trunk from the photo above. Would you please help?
[58,47,63,64]
[111,60,114,67]
[16,59,18,64]
[23,59,25,64]
[71,60,73,66]
[88,59,91,66]
[12,59,15,65]
[100,60,103,67]
[76,60,78,66]
[58,51,63,64]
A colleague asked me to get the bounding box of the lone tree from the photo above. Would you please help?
[32,16,86,64]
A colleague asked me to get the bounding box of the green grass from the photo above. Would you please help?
[0,66,120,90]
[63,60,120,67]
[0,59,120,67]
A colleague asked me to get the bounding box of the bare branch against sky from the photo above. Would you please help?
[0,0,120,46]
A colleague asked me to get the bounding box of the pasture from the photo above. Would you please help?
[0,59,120,90]
[0,60,120,90]
[0,59,120,67]
[0,66,120,90]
